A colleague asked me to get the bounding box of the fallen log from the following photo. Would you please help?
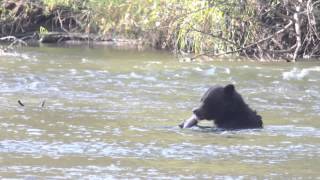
[39,32,97,43]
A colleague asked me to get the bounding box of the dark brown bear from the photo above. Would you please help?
[179,84,263,129]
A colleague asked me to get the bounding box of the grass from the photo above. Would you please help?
[8,0,308,61]
[40,0,247,54]
[0,0,256,56]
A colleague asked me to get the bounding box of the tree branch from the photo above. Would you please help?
[191,20,293,60]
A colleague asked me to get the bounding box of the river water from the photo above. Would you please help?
[0,45,319,179]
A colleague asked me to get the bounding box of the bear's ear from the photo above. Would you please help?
[224,84,235,95]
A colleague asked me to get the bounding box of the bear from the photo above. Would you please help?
[179,84,263,130]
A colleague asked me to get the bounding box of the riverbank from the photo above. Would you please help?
[0,1,154,47]
[1,0,320,62]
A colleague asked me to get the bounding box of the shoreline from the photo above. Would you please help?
[0,36,310,63]
[1,1,320,62]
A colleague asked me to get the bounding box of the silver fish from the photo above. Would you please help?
[179,114,199,128]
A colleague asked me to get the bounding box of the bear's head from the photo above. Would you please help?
[192,84,243,121]
[179,84,262,129]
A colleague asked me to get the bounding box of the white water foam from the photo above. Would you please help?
[0,50,31,60]
[282,66,320,80]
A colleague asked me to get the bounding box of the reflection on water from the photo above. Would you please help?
[0,46,320,179]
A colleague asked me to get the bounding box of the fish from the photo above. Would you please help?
[179,114,199,128]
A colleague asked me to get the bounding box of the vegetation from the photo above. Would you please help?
[1,0,320,61]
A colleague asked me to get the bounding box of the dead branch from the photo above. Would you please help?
[190,26,239,47]
[293,0,303,62]
[0,36,27,47]
[191,20,293,60]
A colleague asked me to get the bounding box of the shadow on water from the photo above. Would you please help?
[0,45,320,178]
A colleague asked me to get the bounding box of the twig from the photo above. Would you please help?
[18,100,25,107]
[41,100,46,108]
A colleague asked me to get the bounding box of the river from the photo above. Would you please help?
[0,45,319,179]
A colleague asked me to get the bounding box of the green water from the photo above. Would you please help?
[0,46,320,179]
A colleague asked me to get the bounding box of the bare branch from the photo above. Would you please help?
[191,20,293,60]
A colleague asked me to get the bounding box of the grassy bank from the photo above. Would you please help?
[1,0,320,61]
[39,0,235,53]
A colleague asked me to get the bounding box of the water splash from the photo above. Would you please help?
[282,66,320,80]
